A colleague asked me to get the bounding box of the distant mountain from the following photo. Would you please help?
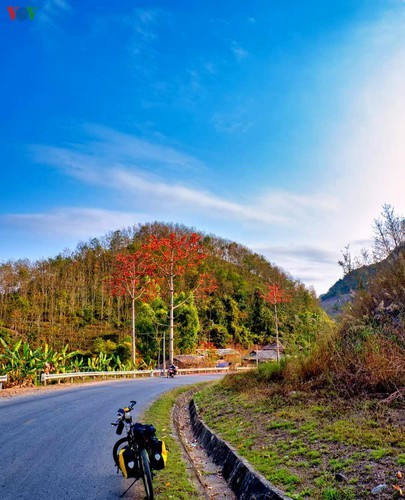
[320,245,404,316]
[320,293,351,317]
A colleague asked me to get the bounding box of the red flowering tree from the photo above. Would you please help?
[261,284,291,362]
[143,233,207,364]
[110,251,155,368]
[193,273,218,298]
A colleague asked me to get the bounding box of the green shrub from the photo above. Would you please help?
[258,360,287,382]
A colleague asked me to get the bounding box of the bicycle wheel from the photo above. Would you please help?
[112,437,129,467]
[140,448,154,500]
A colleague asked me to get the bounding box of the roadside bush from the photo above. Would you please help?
[330,334,405,395]
[221,370,259,392]
[330,248,405,395]
[289,249,405,396]
[257,359,287,382]
[292,324,337,386]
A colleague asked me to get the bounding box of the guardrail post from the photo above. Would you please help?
[1,375,8,389]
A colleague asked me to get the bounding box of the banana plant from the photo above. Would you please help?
[0,339,84,384]
[111,354,132,371]
[35,343,79,374]
[54,344,80,373]
[86,351,113,371]
[69,356,84,372]
[0,339,42,385]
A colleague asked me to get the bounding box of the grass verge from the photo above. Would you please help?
[142,384,205,499]
[194,374,405,500]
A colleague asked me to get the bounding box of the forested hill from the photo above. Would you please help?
[320,244,405,316]
[320,264,378,316]
[0,222,327,364]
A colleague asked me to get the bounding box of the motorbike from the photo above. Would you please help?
[167,365,177,378]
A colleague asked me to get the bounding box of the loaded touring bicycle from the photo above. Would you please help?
[111,401,167,499]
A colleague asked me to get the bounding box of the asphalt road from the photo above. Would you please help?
[0,374,222,500]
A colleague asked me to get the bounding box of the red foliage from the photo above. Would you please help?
[261,284,292,305]
[142,232,209,363]
[110,251,156,300]
[197,341,217,350]
[194,273,218,299]
[143,232,207,281]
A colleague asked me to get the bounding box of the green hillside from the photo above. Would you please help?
[0,222,328,367]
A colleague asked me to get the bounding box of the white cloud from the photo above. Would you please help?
[2,208,146,238]
[255,245,338,265]
[255,191,340,217]
[212,110,253,134]
[32,124,205,179]
[112,168,289,224]
[31,127,338,228]
[230,41,249,61]
[45,0,71,12]
[226,8,405,295]
[38,0,71,27]
[133,8,160,39]
[32,146,287,224]
[272,9,405,292]
[84,124,204,171]
[312,10,405,250]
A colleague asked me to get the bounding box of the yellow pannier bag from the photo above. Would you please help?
[118,445,138,478]
[150,439,167,470]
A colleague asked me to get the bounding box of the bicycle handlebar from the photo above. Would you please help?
[111,400,137,426]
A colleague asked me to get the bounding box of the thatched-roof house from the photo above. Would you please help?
[242,343,283,366]
[262,342,285,353]
[173,354,206,368]
[215,348,240,357]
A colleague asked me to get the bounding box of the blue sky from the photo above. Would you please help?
[1,0,404,294]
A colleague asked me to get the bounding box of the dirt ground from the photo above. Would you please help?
[0,379,119,398]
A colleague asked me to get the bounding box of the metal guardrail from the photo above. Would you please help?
[41,370,153,384]
[178,367,231,374]
[1,367,253,388]
[40,366,232,384]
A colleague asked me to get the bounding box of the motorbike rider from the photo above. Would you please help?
[168,364,177,377]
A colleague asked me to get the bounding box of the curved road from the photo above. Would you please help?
[0,375,222,499]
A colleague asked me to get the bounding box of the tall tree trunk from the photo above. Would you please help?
[169,275,174,365]
[131,296,136,368]
[274,303,280,363]
[163,330,166,375]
